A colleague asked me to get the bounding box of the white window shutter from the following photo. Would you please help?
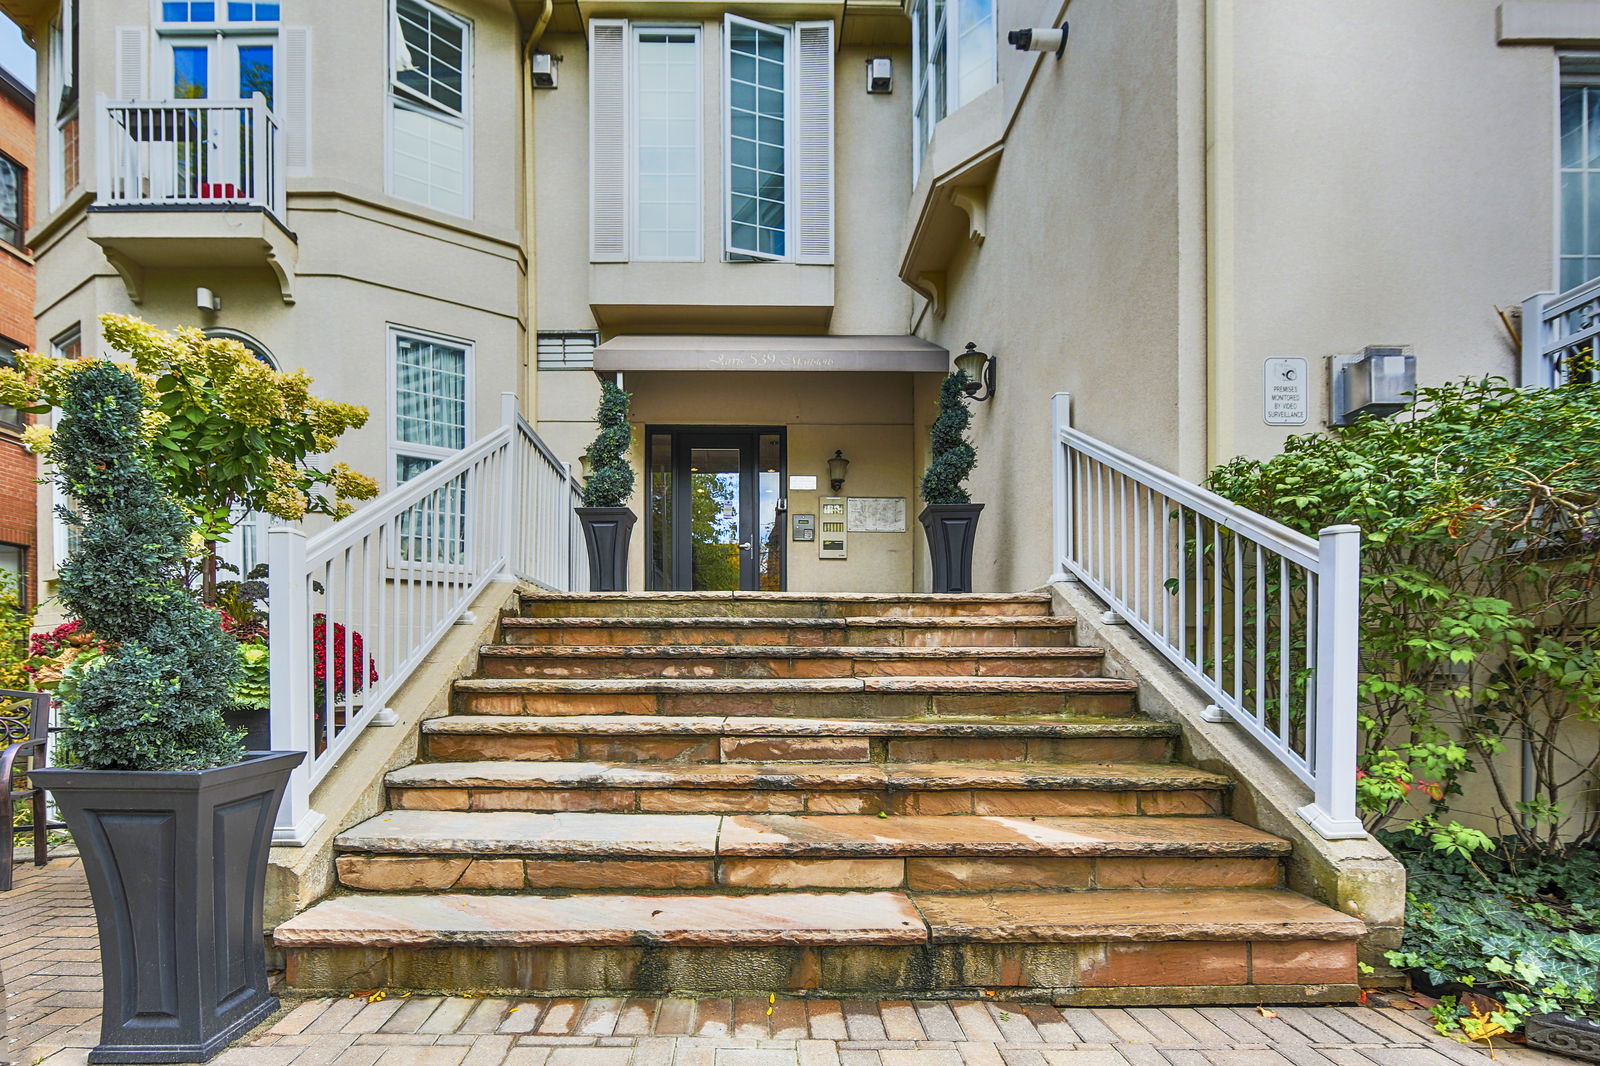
[589,19,629,262]
[282,27,313,174]
[113,27,146,100]
[793,20,834,264]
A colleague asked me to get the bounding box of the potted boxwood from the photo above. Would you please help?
[919,369,983,593]
[30,362,301,1064]
[576,380,637,592]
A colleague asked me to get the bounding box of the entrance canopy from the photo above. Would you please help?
[593,334,949,374]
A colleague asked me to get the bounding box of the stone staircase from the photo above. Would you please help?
[274,592,1365,1003]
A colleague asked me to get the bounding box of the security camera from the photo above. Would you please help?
[1008,23,1068,58]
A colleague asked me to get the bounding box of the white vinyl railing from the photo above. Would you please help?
[267,394,584,844]
[1522,278,1600,388]
[96,94,286,217]
[1049,394,1366,840]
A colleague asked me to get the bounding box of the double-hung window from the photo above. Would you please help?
[49,326,82,571]
[910,0,994,174]
[391,328,471,563]
[588,16,832,264]
[390,0,471,217]
[0,337,26,431]
[1561,73,1600,292]
[0,153,23,248]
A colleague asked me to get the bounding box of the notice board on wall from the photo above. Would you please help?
[847,497,907,533]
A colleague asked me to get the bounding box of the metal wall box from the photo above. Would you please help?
[1329,346,1416,426]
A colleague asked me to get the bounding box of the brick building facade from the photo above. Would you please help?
[0,63,35,607]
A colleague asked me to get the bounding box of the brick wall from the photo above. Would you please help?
[0,74,37,607]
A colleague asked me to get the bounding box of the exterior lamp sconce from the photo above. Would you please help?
[866,57,892,94]
[954,342,997,402]
[578,451,594,482]
[531,52,558,89]
[1007,23,1068,58]
[827,450,850,492]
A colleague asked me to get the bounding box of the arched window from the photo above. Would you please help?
[205,328,278,369]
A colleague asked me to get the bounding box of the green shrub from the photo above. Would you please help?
[1208,379,1600,854]
[921,371,977,505]
[582,381,636,508]
[50,361,244,772]
[1383,831,1600,1032]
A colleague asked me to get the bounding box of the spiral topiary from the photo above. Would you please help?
[52,360,245,771]
[920,370,977,505]
[581,380,636,508]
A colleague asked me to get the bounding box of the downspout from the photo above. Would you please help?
[521,0,555,417]
[1204,0,1234,470]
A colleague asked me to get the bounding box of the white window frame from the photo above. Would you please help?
[48,325,82,575]
[153,0,281,30]
[386,0,474,218]
[630,23,704,263]
[723,13,796,262]
[909,0,994,178]
[387,324,474,484]
[48,0,78,210]
[1557,56,1600,293]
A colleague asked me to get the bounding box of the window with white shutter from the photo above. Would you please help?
[589,19,629,261]
[722,14,833,263]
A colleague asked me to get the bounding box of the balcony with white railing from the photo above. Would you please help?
[88,93,297,303]
[1523,278,1600,388]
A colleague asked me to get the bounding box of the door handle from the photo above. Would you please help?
[739,542,752,552]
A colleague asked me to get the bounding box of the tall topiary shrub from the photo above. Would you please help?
[51,361,244,772]
[921,370,977,505]
[582,380,636,508]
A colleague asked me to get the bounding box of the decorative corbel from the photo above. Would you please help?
[950,186,988,245]
[100,248,146,305]
[913,271,947,317]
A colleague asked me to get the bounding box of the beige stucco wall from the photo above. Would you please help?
[1212,0,1553,463]
[25,0,530,602]
[912,0,1202,593]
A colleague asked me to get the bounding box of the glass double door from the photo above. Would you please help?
[648,429,785,591]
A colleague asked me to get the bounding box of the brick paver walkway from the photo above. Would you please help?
[2,856,1568,1066]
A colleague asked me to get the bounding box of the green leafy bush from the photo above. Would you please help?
[921,371,976,505]
[581,381,636,508]
[1208,379,1600,853]
[1383,831,1600,1032]
[50,360,244,771]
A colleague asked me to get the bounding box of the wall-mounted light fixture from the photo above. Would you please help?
[196,286,221,312]
[866,56,892,93]
[531,52,558,89]
[578,451,594,481]
[827,450,851,492]
[1007,23,1068,58]
[954,342,997,402]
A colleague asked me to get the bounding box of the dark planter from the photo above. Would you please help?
[32,751,302,1064]
[578,506,637,592]
[1528,1013,1600,1062]
[920,503,984,594]
[222,704,270,752]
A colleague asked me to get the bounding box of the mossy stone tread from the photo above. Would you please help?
[335,810,1290,858]
[421,714,1176,738]
[385,760,1228,792]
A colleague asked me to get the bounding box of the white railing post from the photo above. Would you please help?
[1298,524,1367,839]
[564,462,578,592]
[267,525,325,846]
[1521,291,1555,389]
[249,95,268,206]
[499,393,520,582]
[94,94,111,204]
[1049,392,1073,584]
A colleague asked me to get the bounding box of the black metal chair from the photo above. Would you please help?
[2,689,55,893]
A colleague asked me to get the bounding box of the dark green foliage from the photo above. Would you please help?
[582,381,636,508]
[51,362,244,771]
[921,370,977,505]
[1384,831,1600,1028]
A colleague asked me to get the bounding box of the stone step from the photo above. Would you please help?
[518,591,1054,619]
[477,645,1106,680]
[384,760,1228,816]
[332,811,1290,893]
[499,616,1078,648]
[421,714,1175,764]
[273,888,1365,1000]
[452,676,1140,719]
